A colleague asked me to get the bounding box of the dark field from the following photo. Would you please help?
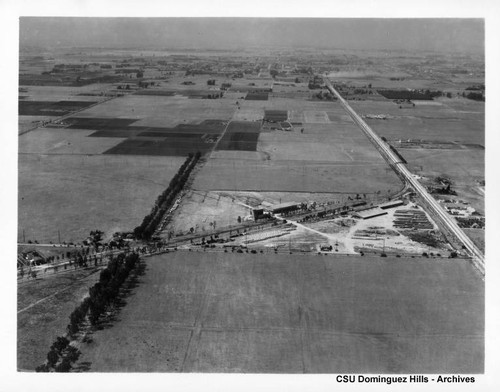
[225,120,262,133]
[67,117,139,130]
[104,137,213,156]
[216,121,262,151]
[133,90,176,96]
[264,110,288,122]
[216,132,260,151]
[19,101,97,116]
[245,92,269,101]
[79,117,226,155]
[77,252,484,373]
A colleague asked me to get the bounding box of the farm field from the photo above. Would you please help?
[17,267,102,370]
[192,159,402,194]
[76,252,484,373]
[350,99,484,145]
[75,94,236,128]
[18,153,184,243]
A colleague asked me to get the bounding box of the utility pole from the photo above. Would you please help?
[23,229,25,243]
[58,230,61,244]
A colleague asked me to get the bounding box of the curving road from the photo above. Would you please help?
[324,78,485,275]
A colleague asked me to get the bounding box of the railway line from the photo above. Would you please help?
[325,78,485,275]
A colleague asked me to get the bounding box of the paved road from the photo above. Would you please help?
[325,78,485,275]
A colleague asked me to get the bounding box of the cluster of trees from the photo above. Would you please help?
[134,152,201,240]
[378,89,443,101]
[203,92,223,99]
[314,90,336,101]
[463,91,485,102]
[308,77,323,89]
[36,337,81,372]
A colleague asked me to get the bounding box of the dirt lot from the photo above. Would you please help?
[17,267,102,370]
[76,252,484,373]
[18,154,184,243]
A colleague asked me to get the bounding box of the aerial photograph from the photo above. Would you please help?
[14,15,487,380]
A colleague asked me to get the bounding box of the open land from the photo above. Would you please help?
[17,267,102,370]
[76,252,484,373]
[18,45,485,374]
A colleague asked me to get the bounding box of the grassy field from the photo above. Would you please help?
[17,267,102,370]
[18,154,184,243]
[76,252,484,373]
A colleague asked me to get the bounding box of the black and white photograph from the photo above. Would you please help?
[1,0,499,391]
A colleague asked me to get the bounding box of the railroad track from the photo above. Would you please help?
[325,78,485,275]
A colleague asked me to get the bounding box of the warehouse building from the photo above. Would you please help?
[354,207,387,220]
[269,202,300,215]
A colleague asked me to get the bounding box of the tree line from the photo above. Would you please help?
[36,252,140,372]
[134,152,201,240]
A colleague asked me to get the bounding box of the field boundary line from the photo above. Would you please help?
[18,270,99,314]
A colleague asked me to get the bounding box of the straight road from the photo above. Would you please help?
[324,78,484,275]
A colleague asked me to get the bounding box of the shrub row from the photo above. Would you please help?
[134,151,201,240]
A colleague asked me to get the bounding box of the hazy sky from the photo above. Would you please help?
[20,18,484,54]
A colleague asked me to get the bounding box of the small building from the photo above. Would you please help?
[379,199,404,210]
[269,202,300,215]
[354,207,387,220]
[252,208,265,220]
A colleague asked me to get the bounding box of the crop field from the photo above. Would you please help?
[245,92,268,101]
[19,100,98,116]
[17,267,102,370]
[264,110,288,122]
[104,136,215,156]
[192,159,402,194]
[216,121,262,152]
[19,128,125,155]
[74,95,236,128]
[18,154,184,243]
[350,99,484,145]
[76,252,484,373]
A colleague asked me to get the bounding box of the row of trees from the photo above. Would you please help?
[134,152,201,240]
[35,336,81,372]
[36,252,140,372]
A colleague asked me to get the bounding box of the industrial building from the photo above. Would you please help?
[269,202,300,215]
[379,199,404,210]
[354,207,387,220]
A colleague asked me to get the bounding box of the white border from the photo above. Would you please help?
[2,1,499,391]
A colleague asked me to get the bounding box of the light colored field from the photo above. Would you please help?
[19,128,124,155]
[19,115,57,134]
[257,123,385,162]
[167,190,250,235]
[75,94,237,127]
[303,110,330,123]
[18,154,184,243]
[19,85,112,101]
[77,252,484,373]
[404,149,484,183]
[231,108,264,121]
[350,98,484,145]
